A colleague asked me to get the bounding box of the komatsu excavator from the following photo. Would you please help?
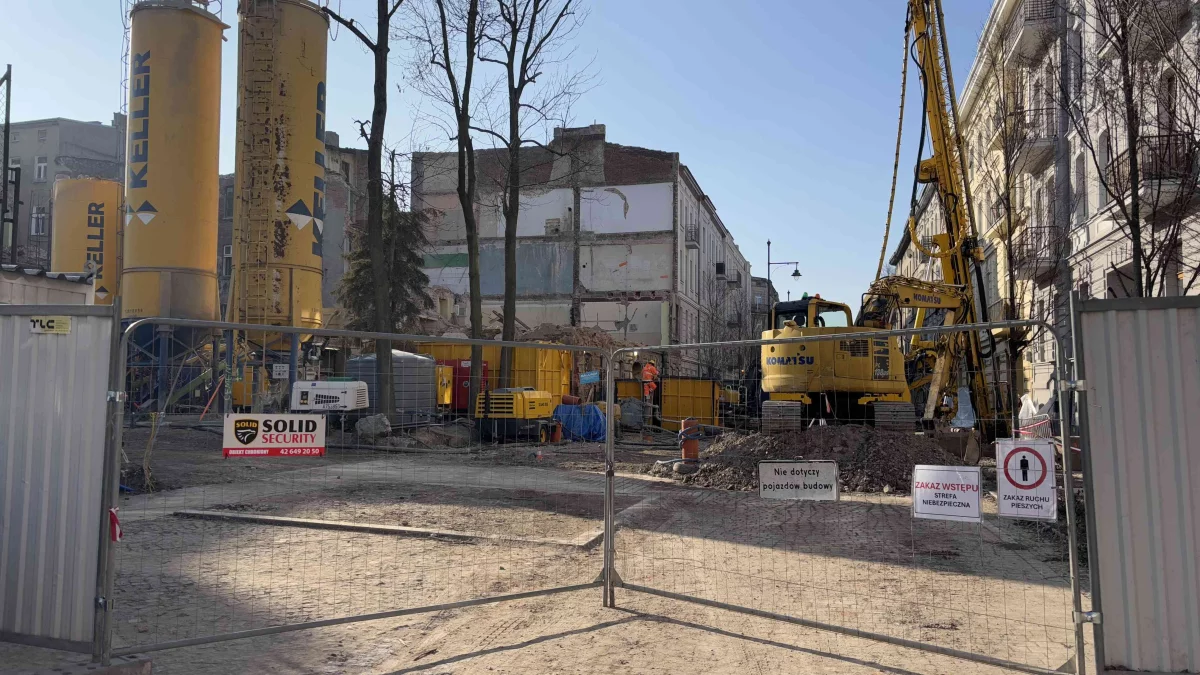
[760,0,1011,462]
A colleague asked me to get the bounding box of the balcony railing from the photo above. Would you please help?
[1007,0,1057,62]
[684,226,699,250]
[1013,225,1062,279]
[1105,133,1198,207]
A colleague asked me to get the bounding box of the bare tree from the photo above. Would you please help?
[970,21,1072,418]
[1060,0,1200,297]
[407,0,489,408]
[469,0,588,386]
[325,0,406,421]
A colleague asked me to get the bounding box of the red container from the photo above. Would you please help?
[438,359,489,411]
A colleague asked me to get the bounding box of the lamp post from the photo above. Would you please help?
[766,239,802,292]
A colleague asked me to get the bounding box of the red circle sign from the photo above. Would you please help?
[1003,447,1048,490]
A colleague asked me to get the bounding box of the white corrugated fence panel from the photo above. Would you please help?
[0,306,114,650]
[1078,297,1200,673]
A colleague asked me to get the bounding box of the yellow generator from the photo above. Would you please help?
[474,388,556,443]
[761,295,913,431]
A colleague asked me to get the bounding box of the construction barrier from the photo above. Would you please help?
[602,320,1088,675]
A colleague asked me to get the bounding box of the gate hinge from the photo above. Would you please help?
[1074,610,1101,625]
[1060,380,1086,392]
[107,391,127,403]
[95,596,112,611]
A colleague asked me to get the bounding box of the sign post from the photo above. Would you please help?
[996,439,1058,521]
[911,465,981,522]
[758,460,839,501]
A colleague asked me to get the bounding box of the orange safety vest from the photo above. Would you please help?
[642,364,658,397]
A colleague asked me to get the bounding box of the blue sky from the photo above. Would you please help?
[3,0,992,306]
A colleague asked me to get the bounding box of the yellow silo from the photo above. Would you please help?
[50,178,124,304]
[229,0,328,344]
[121,0,226,322]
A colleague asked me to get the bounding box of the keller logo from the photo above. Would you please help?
[233,419,259,445]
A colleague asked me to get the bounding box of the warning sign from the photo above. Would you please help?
[911,465,981,522]
[996,439,1058,521]
[758,460,839,501]
[222,414,326,457]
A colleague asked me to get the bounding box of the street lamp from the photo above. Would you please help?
[766,239,802,289]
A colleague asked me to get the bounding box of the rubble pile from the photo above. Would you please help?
[652,426,958,494]
[518,323,636,350]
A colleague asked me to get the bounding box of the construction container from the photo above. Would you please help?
[50,178,123,304]
[344,350,437,426]
[615,379,642,401]
[659,378,720,431]
[229,0,328,346]
[415,343,572,402]
[121,0,225,322]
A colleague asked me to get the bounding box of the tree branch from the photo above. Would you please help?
[387,0,405,20]
[324,6,376,51]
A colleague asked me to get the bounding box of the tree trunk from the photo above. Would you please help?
[459,0,484,421]
[1117,10,1145,297]
[499,88,520,388]
[367,0,395,422]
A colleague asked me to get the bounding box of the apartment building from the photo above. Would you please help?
[3,115,124,268]
[893,0,1200,407]
[412,124,752,375]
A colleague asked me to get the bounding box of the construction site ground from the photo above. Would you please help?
[2,426,1090,674]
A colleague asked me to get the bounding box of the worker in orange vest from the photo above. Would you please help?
[641,359,659,400]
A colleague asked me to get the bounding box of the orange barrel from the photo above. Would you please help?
[680,417,700,461]
[550,422,563,443]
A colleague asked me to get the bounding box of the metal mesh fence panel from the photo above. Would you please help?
[604,324,1087,674]
[104,320,608,655]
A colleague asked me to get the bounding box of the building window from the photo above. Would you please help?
[341,161,350,176]
[34,156,48,182]
[7,157,18,169]
[221,185,234,219]
[30,206,48,236]
[1099,129,1112,206]
[37,129,47,142]
[1073,153,1088,227]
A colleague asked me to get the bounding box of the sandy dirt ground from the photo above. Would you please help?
[2,428,1089,674]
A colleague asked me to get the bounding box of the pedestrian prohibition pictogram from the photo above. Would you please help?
[1003,446,1048,490]
[996,438,1057,521]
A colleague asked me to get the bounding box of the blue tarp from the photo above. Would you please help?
[553,404,607,442]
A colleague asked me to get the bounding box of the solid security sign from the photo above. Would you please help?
[996,439,1057,521]
[222,413,326,457]
[759,460,839,501]
[580,370,600,385]
[272,363,289,380]
[912,465,981,522]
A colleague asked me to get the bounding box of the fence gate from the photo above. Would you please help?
[1075,295,1200,674]
[0,305,118,653]
[604,321,1085,674]
[99,319,609,663]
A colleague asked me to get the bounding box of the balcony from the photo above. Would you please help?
[1105,134,1198,210]
[1013,107,1057,174]
[726,270,742,286]
[1097,0,1190,61]
[714,261,727,281]
[684,226,699,250]
[1012,225,1063,280]
[1006,0,1057,65]
[726,311,743,329]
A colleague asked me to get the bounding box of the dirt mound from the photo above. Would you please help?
[652,426,959,493]
[518,323,636,350]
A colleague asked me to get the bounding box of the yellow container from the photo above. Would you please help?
[615,379,642,401]
[230,0,328,343]
[121,1,226,321]
[51,178,123,304]
[659,378,720,431]
[230,365,270,408]
[414,343,572,401]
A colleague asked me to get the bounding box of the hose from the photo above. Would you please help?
[876,16,913,281]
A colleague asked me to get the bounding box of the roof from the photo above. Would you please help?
[1,264,94,285]
[8,117,116,129]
